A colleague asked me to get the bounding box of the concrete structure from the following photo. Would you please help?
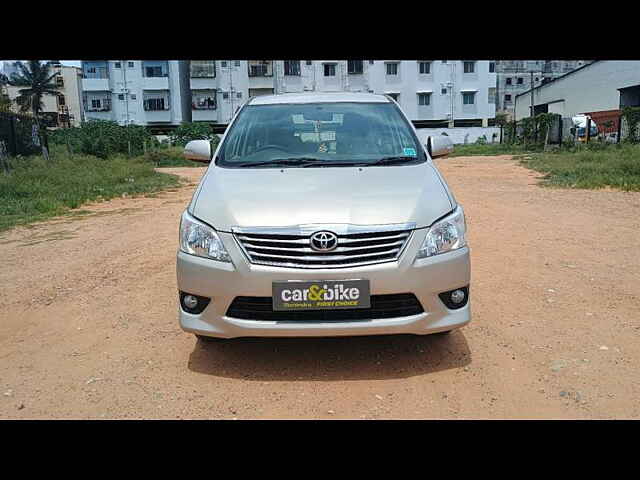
[514,60,640,120]
[81,60,191,127]
[184,60,495,126]
[78,60,496,128]
[188,60,248,124]
[5,63,84,127]
[496,60,590,118]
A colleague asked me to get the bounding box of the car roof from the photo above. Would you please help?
[248,91,390,105]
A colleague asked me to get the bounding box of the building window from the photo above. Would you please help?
[284,60,301,76]
[417,93,431,106]
[306,60,312,65]
[462,92,475,105]
[463,61,475,73]
[506,77,512,85]
[386,62,399,75]
[324,63,336,76]
[192,90,217,110]
[191,60,216,78]
[348,60,363,74]
[441,87,447,95]
[234,60,240,67]
[118,94,125,100]
[221,61,227,68]
[222,92,229,99]
[58,94,65,106]
[236,92,242,99]
[248,60,273,77]
[369,60,374,65]
[115,62,121,69]
[128,61,134,68]
[418,61,431,74]
[131,94,136,100]
[517,77,523,85]
[505,94,512,102]
[91,99,102,109]
[489,62,495,73]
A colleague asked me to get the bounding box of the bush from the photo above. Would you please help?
[49,120,157,159]
[169,122,219,148]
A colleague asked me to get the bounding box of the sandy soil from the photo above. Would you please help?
[1,158,639,419]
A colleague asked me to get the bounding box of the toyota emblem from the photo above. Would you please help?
[310,231,338,252]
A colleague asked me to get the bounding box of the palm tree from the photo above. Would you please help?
[8,61,60,160]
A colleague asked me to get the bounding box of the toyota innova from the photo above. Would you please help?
[177,92,469,340]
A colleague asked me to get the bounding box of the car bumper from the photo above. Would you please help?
[176,230,471,338]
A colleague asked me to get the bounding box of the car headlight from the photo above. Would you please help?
[415,206,467,259]
[179,210,231,262]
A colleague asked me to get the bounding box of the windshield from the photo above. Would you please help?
[216,102,424,168]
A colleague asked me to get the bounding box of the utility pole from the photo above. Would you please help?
[122,60,130,125]
[530,71,534,118]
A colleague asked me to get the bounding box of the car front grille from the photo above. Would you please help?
[232,223,414,269]
[226,294,424,322]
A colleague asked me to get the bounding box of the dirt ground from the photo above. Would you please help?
[1,156,639,419]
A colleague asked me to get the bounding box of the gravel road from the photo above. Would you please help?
[1,156,639,419]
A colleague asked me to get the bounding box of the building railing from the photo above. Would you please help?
[84,98,112,112]
[248,61,273,77]
[143,98,170,111]
[82,66,109,79]
[190,62,216,78]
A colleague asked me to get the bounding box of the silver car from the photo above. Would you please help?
[177,92,469,340]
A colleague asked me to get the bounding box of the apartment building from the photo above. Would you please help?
[5,62,84,127]
[81,60,191,127]
[184,60,496,126]
[496,60,590,118]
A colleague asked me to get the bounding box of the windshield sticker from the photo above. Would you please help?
[403,147,417,157]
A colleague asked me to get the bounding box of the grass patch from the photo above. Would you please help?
[0,151,181,232]
[520,144,640,191]
[448,143,541,157]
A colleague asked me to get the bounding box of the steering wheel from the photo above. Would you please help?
[253,144,289,153]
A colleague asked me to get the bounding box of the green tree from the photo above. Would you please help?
[8,61,60,161]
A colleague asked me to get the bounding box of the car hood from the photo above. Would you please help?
[191,162,453,231]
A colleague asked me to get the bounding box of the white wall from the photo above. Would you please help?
[515,60,640,120]
[416,126,501,145]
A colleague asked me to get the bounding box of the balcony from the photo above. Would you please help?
[143,92,171,123]
[248,61,273,77]
[142,61,170,90]
[82,61,110,91]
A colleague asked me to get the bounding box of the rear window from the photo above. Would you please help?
[217,102,423,167]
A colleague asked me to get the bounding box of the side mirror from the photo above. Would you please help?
[184,140,212,163]
[426,136,454,159]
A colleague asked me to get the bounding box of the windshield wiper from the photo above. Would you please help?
[368,156,420,166]
[230,157,322,168]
